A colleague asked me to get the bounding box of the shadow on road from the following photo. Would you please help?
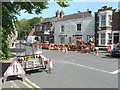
[2,62,11,77]
[101,54,120,59]
[10,48,25,53]
[25,68,50,75]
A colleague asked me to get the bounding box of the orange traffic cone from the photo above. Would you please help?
[48,59,53,73]
[95,47,99,56]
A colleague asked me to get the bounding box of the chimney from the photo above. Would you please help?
[77,11,81,13]
[56,10,60,17]
[87,9,92,14]
[40,16,44,22]
[60,10,64,18]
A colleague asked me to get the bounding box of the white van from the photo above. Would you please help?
[27,36,39,44]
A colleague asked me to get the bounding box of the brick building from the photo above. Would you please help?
[95,6,120,47]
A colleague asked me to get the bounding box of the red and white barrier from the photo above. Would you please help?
[48,59,53,72]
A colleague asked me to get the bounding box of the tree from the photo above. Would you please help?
[17,18,28,39]
[17,17,40,39]
[1,1,69,60]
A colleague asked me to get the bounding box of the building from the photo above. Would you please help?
[54,10,94,44]
[35,11,62,43]
[95,6,120,47]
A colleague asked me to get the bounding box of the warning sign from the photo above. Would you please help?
[4,58,25,77]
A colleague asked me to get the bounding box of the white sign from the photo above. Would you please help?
[4,58,25,77]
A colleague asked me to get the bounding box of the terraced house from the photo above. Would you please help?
[95,6,120,47]
[34,5,119,46]
[54,10,94,44]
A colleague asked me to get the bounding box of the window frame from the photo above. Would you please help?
[61,26,64,33]
[100,33,105,45]
[101,15,106,26]
[77,24,81,31]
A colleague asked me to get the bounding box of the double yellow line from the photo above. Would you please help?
[20,77,43,90]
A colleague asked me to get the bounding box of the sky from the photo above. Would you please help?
[16,1,119,20]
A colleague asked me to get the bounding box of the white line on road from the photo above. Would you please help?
[62,61,119,75]
[110,69,120,74]
[22,81,33,88]
[25,77,41,88]
[10,81,21,90]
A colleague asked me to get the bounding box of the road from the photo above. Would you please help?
[1,44,120,89]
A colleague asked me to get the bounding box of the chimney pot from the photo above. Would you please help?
[87,9,92,14]
[60,10,64,18]
[40,16,44,22]
[56,10,60,17]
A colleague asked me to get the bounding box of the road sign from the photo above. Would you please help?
[4,58,25,77]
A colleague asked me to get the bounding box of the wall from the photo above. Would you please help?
[54,17,94,44]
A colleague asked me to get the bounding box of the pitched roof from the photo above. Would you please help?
[35,11,92,25]
[57,12,92,21]
[28,28,35,36]
[41,17,60,23]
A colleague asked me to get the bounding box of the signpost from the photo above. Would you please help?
[3,58,25,83]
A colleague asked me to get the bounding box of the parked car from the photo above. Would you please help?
[111,43,120,58]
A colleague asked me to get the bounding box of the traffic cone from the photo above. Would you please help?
[107,44,111,52]
[48,58,53,73]
[95,47,99,56]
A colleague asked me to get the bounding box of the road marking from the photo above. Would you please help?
[20,77,43,90]
[10,81,21,90]
[63,61,119,75]
[22,81,33,88]
[110,69,120,74]
[25,77,41,88]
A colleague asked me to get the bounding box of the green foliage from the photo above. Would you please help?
[2,29,11,60]
[17,17,40,39]
[2,1,70,60]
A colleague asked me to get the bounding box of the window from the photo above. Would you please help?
[69,37,72,44]
[108,15,112,25]
[108,15,112,20]
[101,15,106,26]
[108,33,111,44]
[61,26,64,32]
[113,33,119,44]
[61,37,65,44]
[101,33,105,44]
[77,24,81,31]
